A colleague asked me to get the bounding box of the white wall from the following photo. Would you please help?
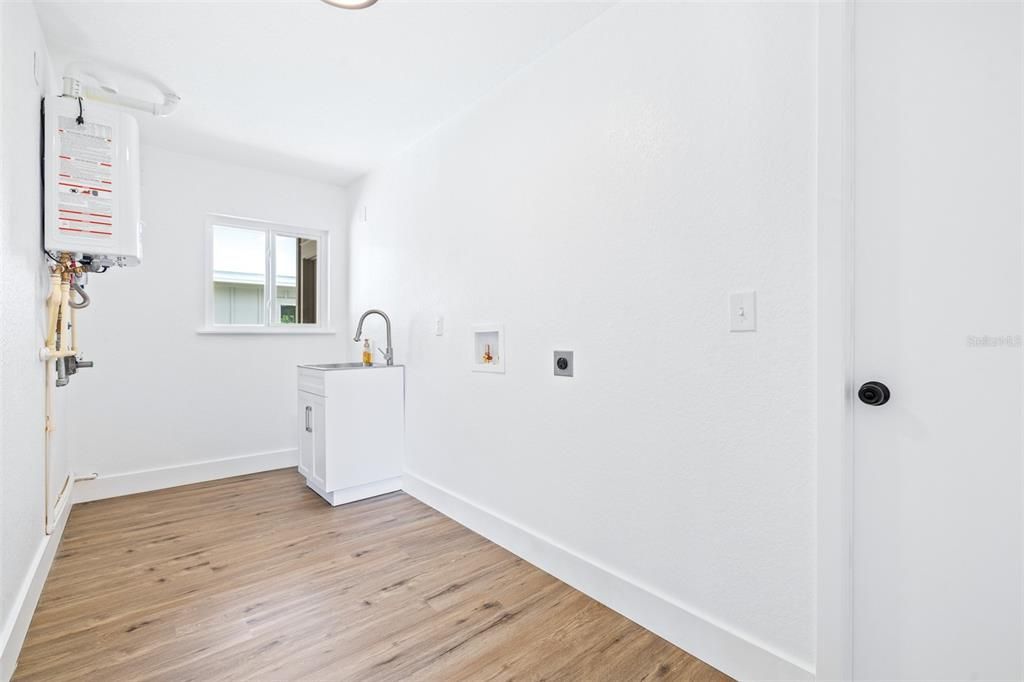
[348,3,817,677]
[69,146,349,498]
[0,3,69,677]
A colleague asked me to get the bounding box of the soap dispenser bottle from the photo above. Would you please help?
[362,339,373,366]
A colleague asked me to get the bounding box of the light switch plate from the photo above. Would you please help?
[730,291,757,332]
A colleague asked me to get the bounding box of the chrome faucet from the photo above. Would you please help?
[354,309,394,366]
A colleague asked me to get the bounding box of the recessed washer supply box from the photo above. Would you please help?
[296,363,404,506]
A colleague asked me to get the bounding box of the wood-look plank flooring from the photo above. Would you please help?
[15,469,731,681]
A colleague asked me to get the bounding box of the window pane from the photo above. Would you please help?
[212,225,265,325]
[275,235,317,324]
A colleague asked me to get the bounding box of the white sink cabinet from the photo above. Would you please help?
[296,363,404,505]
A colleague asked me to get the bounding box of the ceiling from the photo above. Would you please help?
[34,0,611,185]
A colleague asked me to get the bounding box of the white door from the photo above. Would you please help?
[853,2,1022,679]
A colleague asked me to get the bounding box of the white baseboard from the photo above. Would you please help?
[402,472,814,682]
[0,481,74,682]
[73,449,298,503]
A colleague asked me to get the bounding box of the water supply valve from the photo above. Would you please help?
[63,355,95,378]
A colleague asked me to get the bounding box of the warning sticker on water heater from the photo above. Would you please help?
[55,116,114,237]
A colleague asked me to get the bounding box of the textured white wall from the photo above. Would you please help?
[1,0,8,639]
[349,2,818,670]
[0,0,67,664]
[68,147,349,479]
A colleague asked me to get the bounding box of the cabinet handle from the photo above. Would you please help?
[305,405,312,432]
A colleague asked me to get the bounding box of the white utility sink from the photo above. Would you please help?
[296,363,404,505]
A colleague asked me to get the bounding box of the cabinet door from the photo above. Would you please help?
[298,391,327,491]
[297,392,315,478]
[310,395,327,488]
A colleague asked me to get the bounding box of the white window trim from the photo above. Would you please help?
[199,213,334,335]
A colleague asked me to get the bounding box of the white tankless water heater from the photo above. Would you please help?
[43,95,142,266]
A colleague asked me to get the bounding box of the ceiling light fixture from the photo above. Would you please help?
[320,0,378,8]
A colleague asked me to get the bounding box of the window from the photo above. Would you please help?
[203,215,329,333]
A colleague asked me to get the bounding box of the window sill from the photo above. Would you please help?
[197,326,337,336]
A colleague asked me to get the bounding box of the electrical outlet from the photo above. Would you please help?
[553,351,574,377]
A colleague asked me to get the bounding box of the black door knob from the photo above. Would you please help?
[858,381,891,406]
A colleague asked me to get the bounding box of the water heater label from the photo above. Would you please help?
[56,116,114,238]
